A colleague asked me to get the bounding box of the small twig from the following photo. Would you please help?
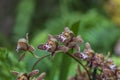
[66,53,92,80]
[32,54,50,70]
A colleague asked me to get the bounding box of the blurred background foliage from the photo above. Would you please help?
[0,0,120,80]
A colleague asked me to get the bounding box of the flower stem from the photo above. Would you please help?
[29,51,40,59]
[66,52,92,80]
[32,54,50,70]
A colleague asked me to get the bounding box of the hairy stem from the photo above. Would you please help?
[32,54,50,70]
[66,52,92,80]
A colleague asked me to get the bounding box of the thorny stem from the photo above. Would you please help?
[32,54,51,70]
[66,52,92,80]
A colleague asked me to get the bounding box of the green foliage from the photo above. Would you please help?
[0,48,26,79]
[13,0,35,41]
[78,10,120,53]
[1,0,120,79]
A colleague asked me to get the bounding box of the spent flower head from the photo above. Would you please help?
[16,33,35,53]
[38,34,69,56]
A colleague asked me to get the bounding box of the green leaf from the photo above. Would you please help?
[71,20,80,36]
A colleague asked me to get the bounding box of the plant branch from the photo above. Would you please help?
[32,54,50,70]
[66,52,92,80]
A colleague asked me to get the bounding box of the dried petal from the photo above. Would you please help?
[36,72,46,80]
[28,70,39,77]
[57,46,69,53]
[116,68,120,79]
[80,52,88,60]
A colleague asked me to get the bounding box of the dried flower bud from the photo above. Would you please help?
[38,35,59,56]
[11,70,39,80]
[104,59,116,70]
[36,72,46,80]
[83,42,94,59]
[11,70,28,80]
[57,27,74,44]
[72,35,83,45]
[17,73,28,80]
[16,33,35,52]
[79,52,88,60]
[116,68,120,79]
[101,68,115,80]
[57,46,69,53]
[93,53,104,67]
[28,70,39,77]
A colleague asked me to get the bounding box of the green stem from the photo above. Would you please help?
[66,53,92,80]
[29,51,40,59]
[32,54,50,70]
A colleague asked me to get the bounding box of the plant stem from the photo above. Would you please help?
[32,54,50,70]
[66,52,92,80]
[29,51,40,59]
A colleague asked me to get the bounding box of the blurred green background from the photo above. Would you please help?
[0,0,120,80]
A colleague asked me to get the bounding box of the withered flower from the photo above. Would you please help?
[55,27,83,52]
[16,33,35,52]
[115,68,120,79]
[93,53,104,67]
[38,34,69,56]
[57,27,74,44]
[16,33,39,60]
[104,59,117,71]
[101,68,115,80]
[11,70,39,80]
[76,42,94,61]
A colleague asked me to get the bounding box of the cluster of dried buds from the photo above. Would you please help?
[73,42,120,80]
[38,27,83,56]
[11,70,46,80]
